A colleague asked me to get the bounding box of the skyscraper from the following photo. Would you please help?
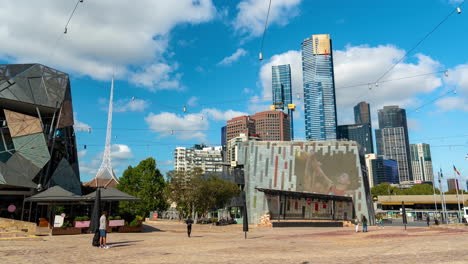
[410,143,434,183]
[447,179,457,191]
[302,34,337,141]
[375,106,413,182]
[371,157,399,185]
[354,101,371,124]
[272,64,295,139]
[337,124,373,154]
[251,111,291,141]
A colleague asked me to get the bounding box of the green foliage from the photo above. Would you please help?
[166,168,240,218]
[117,158,169,218]
[54,206,65,214]
[61,222,72,228]
[371,183,441,196]
[445,189,468,194]
[74,216,90,221]
[129,216,142,226]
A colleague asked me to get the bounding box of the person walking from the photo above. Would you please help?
[362,215,368,232]
[99,211,109,249]
[378,218,384,229]
[426,215,430,227]
[354,216,360,233]
[185,216,194,237]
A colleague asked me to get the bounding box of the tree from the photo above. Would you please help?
[165,168,204,219]
[371,183,401,196]
[445,189,468,194]
[166,168,240,219]
[192,175,240,217]
[117,158,169,218]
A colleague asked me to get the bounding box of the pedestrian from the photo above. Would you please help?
[185,215,194,237]
[379,218,384,229]
[99,211,109,249]
[426,215,430,226]
[434,217,439,225]
[354,216,360,232]
[362,215,368,232]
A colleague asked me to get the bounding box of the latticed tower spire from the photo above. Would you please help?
[84,77,119,188]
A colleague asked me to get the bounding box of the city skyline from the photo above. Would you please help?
[0,1,466,192]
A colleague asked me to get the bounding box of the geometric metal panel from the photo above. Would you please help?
[12,133,50,169]
[4,109,43,137]
[0,153,41,188]
[57,100,74,128]
[48,158,82,195]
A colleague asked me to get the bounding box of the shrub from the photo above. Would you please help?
[108,216,114,220]
[129,219,139,226]
[61,222,72,228]
[74,216,90,221]
[114,216,122,220]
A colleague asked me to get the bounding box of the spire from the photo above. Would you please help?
[84,77,119,188]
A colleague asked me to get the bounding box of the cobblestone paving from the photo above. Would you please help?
[1,222,467,264]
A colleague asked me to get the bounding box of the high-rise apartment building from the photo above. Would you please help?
[174,145,223,174]
[337,124,373,154]
[250,111,291,141]
[371,157,399,185]
[302,34,337,141]
[272,64,295,139]
[410,143,434,183]
[226,116,256,143]
[375,106,413,182]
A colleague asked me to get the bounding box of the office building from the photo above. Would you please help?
[337,124,373,154]
[354,101,371,124]
[251,111,291,141]
[410,143,434,183]
[227,133,260,165]
[375,106,412,182]
[365,154,377,187]
[174,145,223,174]
[272,64,295,139]
[371,157,399,185]
[302,34,337,141]
[226,116,256,143]
[447,178,458,191]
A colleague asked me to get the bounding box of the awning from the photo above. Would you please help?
[84,188,140,201]
[256,188,353,201]
[24,185,83,202]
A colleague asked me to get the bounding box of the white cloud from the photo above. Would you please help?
[201,108,249,121]
[158,160,174,166]
[407,118,422,131]
[77,150,87,159]
[114,98,150,112]
[243,88,252,94]
[79,144,134,176]
[445,64,468,93]
[259,45,443,125]
[74,118,91,132]
[0,0,216,86]
[187,96,199,107]
[145,112,209,141]
[435,97,468,112]
[333,45,442,123]
[233,0,301,38]
[130,63,183,91]
[217,48,247,66]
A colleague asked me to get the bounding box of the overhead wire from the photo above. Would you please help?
[259,0,273,60]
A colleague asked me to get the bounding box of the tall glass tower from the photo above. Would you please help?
[302,34,337,141]
[272,64,294,139]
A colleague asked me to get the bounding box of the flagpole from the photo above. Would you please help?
[438,171,445,223]
[455,177,462,222]
[431,177,439,217]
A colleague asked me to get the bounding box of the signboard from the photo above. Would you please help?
[54,215,64,228]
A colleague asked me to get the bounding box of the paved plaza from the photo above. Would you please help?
[1,221,468,264]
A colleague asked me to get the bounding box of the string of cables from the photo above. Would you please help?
[353,2,465,106]
[259,0,272,61]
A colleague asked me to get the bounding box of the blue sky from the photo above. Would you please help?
[1,0,467,190]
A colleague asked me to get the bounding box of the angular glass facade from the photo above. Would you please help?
[272,64,294,139]
[302,34,337,141]
[337,124,373,154]
[354,101,371,125]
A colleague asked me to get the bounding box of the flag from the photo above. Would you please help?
[453,165,461,176]
[440,168,444,178]
[466,153,468,160]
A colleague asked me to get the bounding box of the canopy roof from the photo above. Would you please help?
[25,186,140,203]
[25,185,82,202]
[84,188,140,201]
[256,188,353,201]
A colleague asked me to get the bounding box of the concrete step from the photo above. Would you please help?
[0,232,28,238]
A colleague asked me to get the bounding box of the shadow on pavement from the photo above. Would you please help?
[142,225,165,233]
